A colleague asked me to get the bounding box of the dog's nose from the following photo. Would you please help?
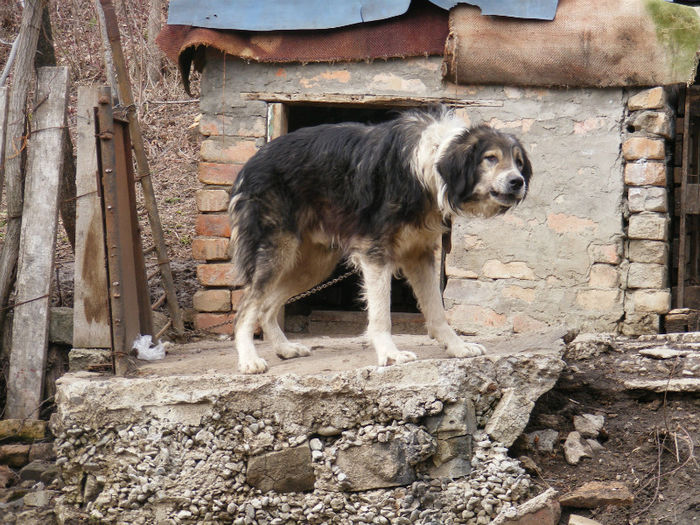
[507,173,525,192]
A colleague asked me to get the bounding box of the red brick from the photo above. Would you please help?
[192,238,230,261]
[201,137,259,163]
[197,263,240,287]
[198,162,242,186]
[195,214,231,237]
[622,137,665,161]
[196,189,230,212]
[194,312,235,335]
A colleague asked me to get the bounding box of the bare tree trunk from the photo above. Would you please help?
[0,0,43,333]
[146,0,163,85]
[35,1,76,252]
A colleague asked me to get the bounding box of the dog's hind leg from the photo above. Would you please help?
[234,290,269,374]
[356,254,418,366]
[400,250,485,358]
[259,239,340,360]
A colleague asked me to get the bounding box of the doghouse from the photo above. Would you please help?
[157,0,700,337]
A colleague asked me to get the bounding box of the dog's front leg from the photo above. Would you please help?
[358,257,418,366]
[401,254,485,359]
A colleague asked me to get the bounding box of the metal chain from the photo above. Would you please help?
[191,269,357,334]
[285,269,356,304]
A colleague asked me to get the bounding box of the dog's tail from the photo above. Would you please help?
[227,190,263,286]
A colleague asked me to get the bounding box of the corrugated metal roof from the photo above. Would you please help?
[166,0,559,30]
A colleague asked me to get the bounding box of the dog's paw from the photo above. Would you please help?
[275,342,312,360]
[379,350,418,366]
[447,342,486,358]
[239,357,269,374]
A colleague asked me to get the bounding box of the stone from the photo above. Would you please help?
[573,414,604,439]
[639,347,691,359]
[200,137,260,164]
[587,243,622,265]
[0,420,47,441]
[68,348,111,372]
[424,398,477,435]
[559,481,634,508]
[0,445,30,469]
[49,307,73,345]
[27,443,55,463]
[0,464,17,488]
[19,461,54,483]
[336,441,416,490]
[629,110,672,139]
[624,162,666,187]
[525,429,559,453]
[575,290,622,312]
[624,378,700,392]
[568,515,603,525]
[628,87,666,111]
[622,137,665,161]
[484,388,535,447]
[627,186,667,212]
[566,333,615,360]
[23,490,54,507]
[588,264,618,288]
[492,488,560,525]
[246,444,315,493]
[482,260,536,280]
[627,263,666,289]
[628,240,667,264]
[625,290,672,314]
[628,213,669,241]
[562,432,592,465]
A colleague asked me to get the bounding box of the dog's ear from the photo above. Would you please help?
[436,142,478,206]
[520,146,533,182]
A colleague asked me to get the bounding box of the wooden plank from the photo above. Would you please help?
[678,88,692,307]
[243,92,505,108]
[0,87,8,193]
[73,86,111,348]
[6,67,69,419]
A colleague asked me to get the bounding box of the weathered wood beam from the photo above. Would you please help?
[6,66,69,419]
[242,92,505,108]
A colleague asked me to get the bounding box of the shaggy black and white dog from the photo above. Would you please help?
[228,107,532,374]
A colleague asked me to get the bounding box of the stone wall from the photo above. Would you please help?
[192,51,674,336]
[50,349,564,524]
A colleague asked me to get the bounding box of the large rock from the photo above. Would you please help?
[0,420,47,441]
[425,398,476,478]
[492,487,560,525]
[560,481,634,508]
[563,431,592,465]
[573,414,604,439]
[246,443,315,493]
[485,388,535,447]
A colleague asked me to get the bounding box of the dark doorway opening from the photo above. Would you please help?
[283,104,421,316]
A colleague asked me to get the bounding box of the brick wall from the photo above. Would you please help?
[193,52,675,337]
[621,87,674,334]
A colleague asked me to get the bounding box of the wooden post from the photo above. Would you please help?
[0,0,43,332]
[73,86,112,349]
[6,66,69,419]
[98,0,184,336]
[0,86,8,193]
[678,90,692,308]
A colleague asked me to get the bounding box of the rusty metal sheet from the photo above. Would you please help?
[157,1,448,94]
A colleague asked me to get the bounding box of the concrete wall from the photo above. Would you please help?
[193,51,673,336]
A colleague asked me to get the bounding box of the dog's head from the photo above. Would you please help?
[437,125,532,217]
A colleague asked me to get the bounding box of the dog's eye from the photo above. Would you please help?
[484,155,498,164]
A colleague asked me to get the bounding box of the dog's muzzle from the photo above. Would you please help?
[490,172,527,207]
